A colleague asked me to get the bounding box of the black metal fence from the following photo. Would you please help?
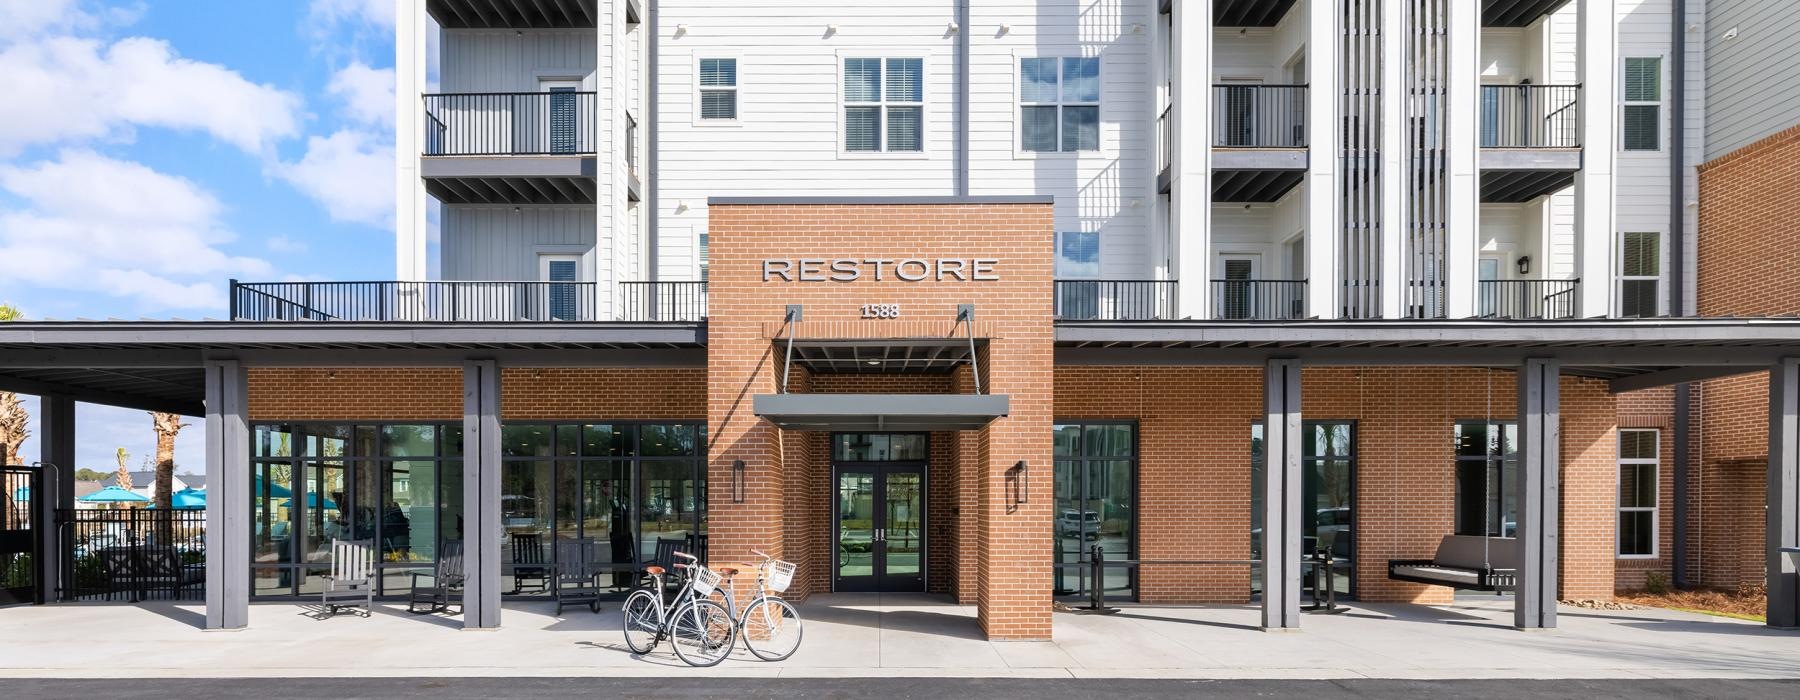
[618,281,708,321]
[58,508,207,602]
[1055,280,1179,321]
[1213,280,1308,320]
[2,467,43,606]
[423,91,598,156]
[1214,84,1307,148]
[231,280,603,322]
[1479,279,1580,319]
[1481,84,1581,148]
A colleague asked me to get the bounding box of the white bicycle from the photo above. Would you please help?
[710,549,803,661]
[620,551,737,667]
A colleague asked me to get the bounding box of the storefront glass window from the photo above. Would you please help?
[1052,421,1136,603]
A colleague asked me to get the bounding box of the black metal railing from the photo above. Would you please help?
[618,281,708,321]
[58,508,206,602]
[1055,280,1179,320]
[1212,280,1307,320]
[1214,84,1307,148]
[231,280,601,322]
[1155,103,1173,176]
[1478,279,1579,319]
[1480,84,1581,148]
[423,91,598,156]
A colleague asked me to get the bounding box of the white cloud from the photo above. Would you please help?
[0,36,302,155]
[276,130,395,228]
[328,61,396,128]
[308,0,397,31]
[0,150,272,311]
[267,235,309,254]
[0,0,90,40]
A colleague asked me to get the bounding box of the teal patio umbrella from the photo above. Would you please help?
[149,488,207,510]
[255,475,293,498]
[282,493,338,510]
[77,485,151,505]
[11,486,25,502]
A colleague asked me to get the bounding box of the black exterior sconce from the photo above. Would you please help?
[732,459,746,503]
[1007,460,1029,505]
[1516,255,1531,276]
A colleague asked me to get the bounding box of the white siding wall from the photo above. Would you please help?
[441,205,598,281]
[1704,0,1800,159]
[1541,5,1578,281]
[1615,0,1679,314]
[440,29,598,91]
[655,0,1153,279]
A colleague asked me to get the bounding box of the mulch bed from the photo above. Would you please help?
[1616,584,1767,621]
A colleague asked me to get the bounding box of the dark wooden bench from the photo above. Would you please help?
[1388,535,1518,592]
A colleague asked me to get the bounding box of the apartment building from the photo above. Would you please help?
[3,0,1799,642]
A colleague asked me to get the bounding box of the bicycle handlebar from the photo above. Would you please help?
[673,551,697,561]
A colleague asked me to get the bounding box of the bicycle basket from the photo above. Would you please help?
[691,565,723,597]
[767,560,797,593]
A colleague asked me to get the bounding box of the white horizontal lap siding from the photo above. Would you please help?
[440,29,598,92]
[1543,4,1577,280]
[1614,0,1674,249]
[1704,0,1800,160]
[441,205,597,281]
[968,1,1150,279]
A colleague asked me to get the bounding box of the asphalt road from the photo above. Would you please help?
[0,678,1793,699]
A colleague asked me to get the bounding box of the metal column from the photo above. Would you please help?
[204,360,250,630]
[1767,359,1800,628]
[463,360,503,629]
[1263,358,1303,630]
[39,395,75,603]
[1515,358,1560,629]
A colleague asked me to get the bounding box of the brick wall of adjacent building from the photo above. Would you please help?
[1055,366,1620,605]
[1690,123,1800,591]
[706,201,1055,639]
[246,367,706,423]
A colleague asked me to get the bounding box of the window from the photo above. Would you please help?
[697,231,710,281]
[1021,57,1100,152]
[1618,231,1662,317]
[1056,231,1100,277]
[1622,57,1661,151]
[844,58,923,152]
[1454,421,1518,537]
[1053,422,1136,602]
[1251,421,1356,599]
[1618,429,1660,557]
[698,58,737,120]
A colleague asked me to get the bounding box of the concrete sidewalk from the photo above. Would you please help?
[0,593,1795,680]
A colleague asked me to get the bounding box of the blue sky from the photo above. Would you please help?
[2,0,403,474]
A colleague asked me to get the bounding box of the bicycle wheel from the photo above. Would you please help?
[739,596,803,661]
[620,589,661,654]
[668,598,737,667]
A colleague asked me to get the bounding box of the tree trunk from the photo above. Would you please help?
[151,412,187,511]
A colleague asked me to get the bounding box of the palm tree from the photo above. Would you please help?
[114,448,132,489]
[151,412,188,510]
[0,304,25,466]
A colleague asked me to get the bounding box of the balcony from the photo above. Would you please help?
[1479,84,1581,203]
[1054,281,1178,321]
[1213,280,1307,320]
[421,92,599,206]
[230,280,705,323]
[1212,84,1307,203]
[1478,279,1579,320]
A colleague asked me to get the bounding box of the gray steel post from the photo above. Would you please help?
[38,395,75,602]
[204,360,250,629]
[1767,358,1799,628]
[463,360,503,629]
[1516,358,1560,629]
[1262,358,1302,630]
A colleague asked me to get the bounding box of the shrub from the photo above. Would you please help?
[1644,570,1670,595]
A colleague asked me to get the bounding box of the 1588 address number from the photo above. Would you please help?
[860,304,901,319]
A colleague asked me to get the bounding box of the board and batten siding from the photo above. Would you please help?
[655,0,1153,280]
[441,205,597,282]
[440,29,598,92]
[1704,0,1800,160]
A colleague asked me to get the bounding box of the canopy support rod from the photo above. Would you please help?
[780,305,801,393]
[959,304,982,395]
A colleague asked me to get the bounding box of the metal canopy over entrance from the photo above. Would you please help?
[753,393,1009,432]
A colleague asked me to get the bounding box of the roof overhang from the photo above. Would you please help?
[753,393,1010,432]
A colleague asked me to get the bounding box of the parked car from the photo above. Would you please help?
[1059,509,1101,539]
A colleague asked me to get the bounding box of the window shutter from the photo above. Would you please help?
[547,87,579,154]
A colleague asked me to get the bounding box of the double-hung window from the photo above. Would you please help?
[1622,57,1661,151]
[1021,57,1101,152]
[698,58,738,120]
[844,58,924,152]
[1617,429,1660,558]
[1618,231,1662,317]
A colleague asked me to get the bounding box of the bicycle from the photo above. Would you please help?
[710,549,803,661]
[620,551,737,667]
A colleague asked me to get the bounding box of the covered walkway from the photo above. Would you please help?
[0,594,1795,679]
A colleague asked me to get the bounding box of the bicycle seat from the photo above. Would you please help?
[715,567,739,577]
[644,565,665,576]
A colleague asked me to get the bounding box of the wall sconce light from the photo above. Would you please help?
[947,21,960,34]
[1008,460,1029,505]
[1515,255,1531,276]
[732,459,746,503]
[675,23,689,36]
[998,23,1012,35]
[826,24,840,36]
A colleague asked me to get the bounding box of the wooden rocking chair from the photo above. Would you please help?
[321,539,375,617]
[408,540,465,614]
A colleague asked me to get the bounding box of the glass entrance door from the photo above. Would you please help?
[834,463,927,592]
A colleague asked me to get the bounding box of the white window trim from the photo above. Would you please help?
[1616,230,1667,317]
[692,54,742,127]
[1012,52,1105,159]
[1055,231,1102,278]
[836,51,932,159]
[538,253,585,282]
[696,229,710,281]
[1619,55,1665,153]
[1616,428,1661,559]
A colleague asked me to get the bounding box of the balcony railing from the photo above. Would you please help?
[1055,280,1178,320]
[423,91,598,156]
[231,280,605,321]
[1212,280,1307,320]
[618,281,708,322]
[1214,84,1307,148]
[1478,279,1579,319]
[1480,84,1580,148]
